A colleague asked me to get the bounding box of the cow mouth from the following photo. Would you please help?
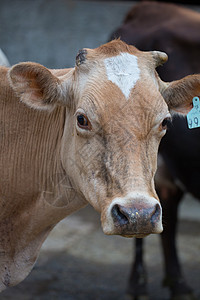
[121,233,150,238]
[111,222,157,238]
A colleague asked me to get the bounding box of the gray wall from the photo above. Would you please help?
[0,0,134,68]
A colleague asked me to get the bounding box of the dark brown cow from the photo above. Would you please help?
[110,2,200,300]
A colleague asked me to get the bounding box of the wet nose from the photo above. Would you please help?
[111,203,161,236]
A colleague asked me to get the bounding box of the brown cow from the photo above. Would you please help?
[0,39,200,292]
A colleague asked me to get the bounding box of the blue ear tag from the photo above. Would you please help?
[187,97,200,129]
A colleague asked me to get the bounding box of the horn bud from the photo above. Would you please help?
[76,49,87,66]
[151,51,168,67]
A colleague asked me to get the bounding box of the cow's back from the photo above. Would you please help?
[111,1,200,81]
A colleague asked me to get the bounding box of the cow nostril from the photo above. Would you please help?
[151,204,161,224]
[111,204,129,226]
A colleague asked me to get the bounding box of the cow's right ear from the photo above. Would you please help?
[8,62,74,110]
[159,74,200,114]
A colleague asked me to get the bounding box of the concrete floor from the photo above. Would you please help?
[0,195,199,300]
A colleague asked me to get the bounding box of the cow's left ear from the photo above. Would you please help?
[159,74,200,114]
[8,62,73,110]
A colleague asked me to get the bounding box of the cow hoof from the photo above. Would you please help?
[133,295,149,300]
[171,294,198,300]
[163,276,196,300]
[135,296,149,300]
[126,293,149,300]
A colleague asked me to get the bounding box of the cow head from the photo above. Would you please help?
[8,40,200,238]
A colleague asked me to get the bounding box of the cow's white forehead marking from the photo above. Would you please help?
[104,52,140,99]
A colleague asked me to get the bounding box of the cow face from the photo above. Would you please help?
[61,41,170,238]
[8,40,200,238]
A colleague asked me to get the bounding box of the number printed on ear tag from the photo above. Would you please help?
[187,97,200,129]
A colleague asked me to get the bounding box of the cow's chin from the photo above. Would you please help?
[104,231,150,238]
[121,233,149,238]
[102,220,163,237]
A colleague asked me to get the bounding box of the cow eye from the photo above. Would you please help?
[161,117,172,130]
[77,114,91,130]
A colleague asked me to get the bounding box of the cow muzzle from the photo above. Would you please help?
[102,192,163,238]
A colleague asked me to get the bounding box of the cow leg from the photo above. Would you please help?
[127,238,149,300]
[155,154,197,300]
[160,189,196,300]
[156,176,195,300]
